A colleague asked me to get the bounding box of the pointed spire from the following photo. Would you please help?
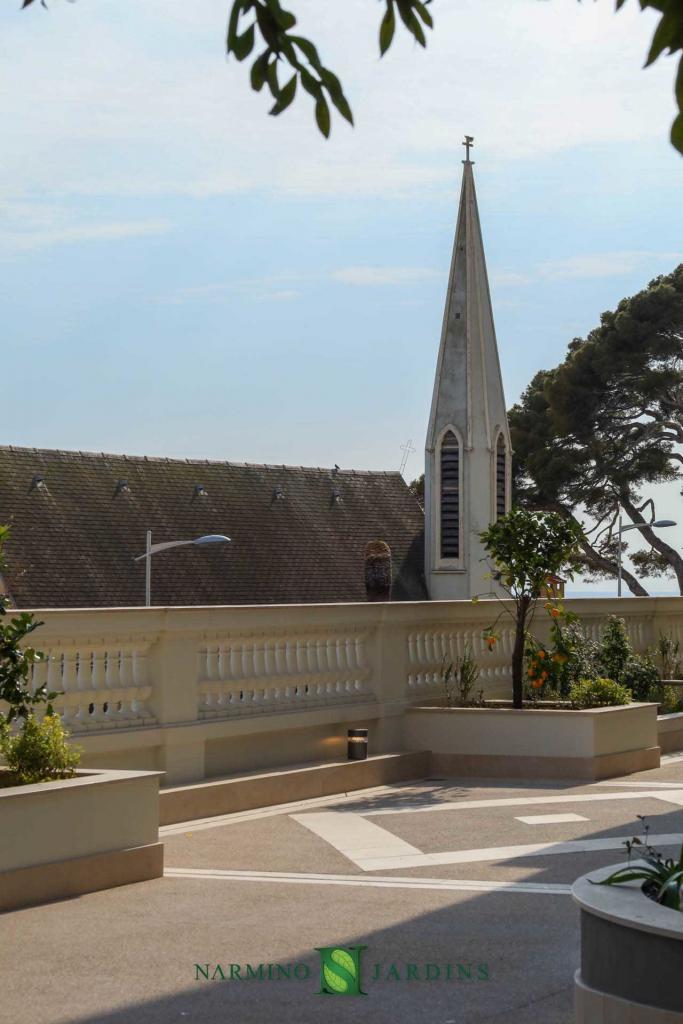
[424,140,511,600]
[426,137,508,453]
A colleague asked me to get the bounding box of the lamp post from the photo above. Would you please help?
[617,515,676,597]
[134,531,231,606]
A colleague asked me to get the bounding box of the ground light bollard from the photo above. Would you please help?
[347,728,368,760]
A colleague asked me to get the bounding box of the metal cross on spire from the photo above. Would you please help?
[463,135,474,162]
[399,438,416,475]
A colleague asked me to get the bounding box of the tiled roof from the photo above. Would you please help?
[0,446,426,607]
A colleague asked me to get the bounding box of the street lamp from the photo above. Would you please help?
[617,515,677,597]
[134,531,231,606]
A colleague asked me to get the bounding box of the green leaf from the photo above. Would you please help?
[266,57,280,98]
[291,34,323,72]
[379,3,396,56]
[320,68,354,124]
[327,86,354,126]
[396,0,426,47]
[265,0,296,31]
[227,0,250,50]
[412,0,434,28]
[231,24,256,62]
[250,50,271,92]
[645,11,678,66]
[299,67,322,99]
[315,94,331,138]
[269,73,297,115]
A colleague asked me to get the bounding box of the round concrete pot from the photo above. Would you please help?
[572,861,683,1023]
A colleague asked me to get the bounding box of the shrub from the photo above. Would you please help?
[598,616,632,683]
[621,653,661,702]
[649,684,683,715]
[0,714,81,786]
[442,648,483,707]
[568,677,632,710]
[653,632,683,681]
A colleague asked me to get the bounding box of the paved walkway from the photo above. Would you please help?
[5,753,683,1024]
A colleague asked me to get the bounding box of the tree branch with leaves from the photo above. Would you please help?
[20,0,683,153]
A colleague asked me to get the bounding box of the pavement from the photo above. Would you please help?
[4,752,683,1024]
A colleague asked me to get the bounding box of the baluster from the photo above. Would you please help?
[253,640,265,679]
[120,648,133,688]
[62,650,77,694]
[229,643,240,679]
[306,639,317,674]
[205,645,218,681]
[241,643,253,680]
[105,649,118,689]
[32,655,47,697]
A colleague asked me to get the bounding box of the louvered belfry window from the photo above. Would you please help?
[440,431,461,559]
[496,434,507,518]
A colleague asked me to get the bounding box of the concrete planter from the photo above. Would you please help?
[403,702,659,779]
[573,862,683,1023]
[0,768,164,912]
[657,711,683,754]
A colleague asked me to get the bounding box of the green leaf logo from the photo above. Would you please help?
[317,945,367,996]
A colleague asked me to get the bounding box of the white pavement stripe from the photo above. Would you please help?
[366,790,683,816]
[515,814,588,825]
[163,867,571,896]
[351,834,683,872]
[160,783,399,835]
[291,811,423,860]
[593,781,683,789]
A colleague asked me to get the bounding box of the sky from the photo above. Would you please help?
[1,0,681,593]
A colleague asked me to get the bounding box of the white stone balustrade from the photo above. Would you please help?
[197,631,371,718]
[29,641,155,732]
[3,595,680,783]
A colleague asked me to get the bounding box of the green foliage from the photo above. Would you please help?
[480,508,584,708]
[592,817,683,913]
[524,603,600,698]
[225,0,432,137]
[568,676,632,709]
[442,646,483,707]
[653,631,683,679]
[0,525,58,725]
[0,713,80,786]
[598,615,633,683]
[510,266,683,596]
[651,683,682,714]
[481,509,584,601]
[408,473,424,509]
[620,653,661,702]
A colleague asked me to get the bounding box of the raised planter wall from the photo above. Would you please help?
[573,863,683,1023]
[403,703,660,779]
[0,768,163,911]
[657,712,683,754]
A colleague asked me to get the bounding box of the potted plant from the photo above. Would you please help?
[573,820,683,1022]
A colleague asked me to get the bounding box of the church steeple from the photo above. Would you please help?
[424,138,511,600]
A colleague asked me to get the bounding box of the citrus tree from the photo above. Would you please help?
[480,509,584,709]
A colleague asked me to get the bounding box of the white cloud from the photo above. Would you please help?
[490,271,534,287]
[0,201,170,252]
[538,250,682,280]
[331,266,439,286]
